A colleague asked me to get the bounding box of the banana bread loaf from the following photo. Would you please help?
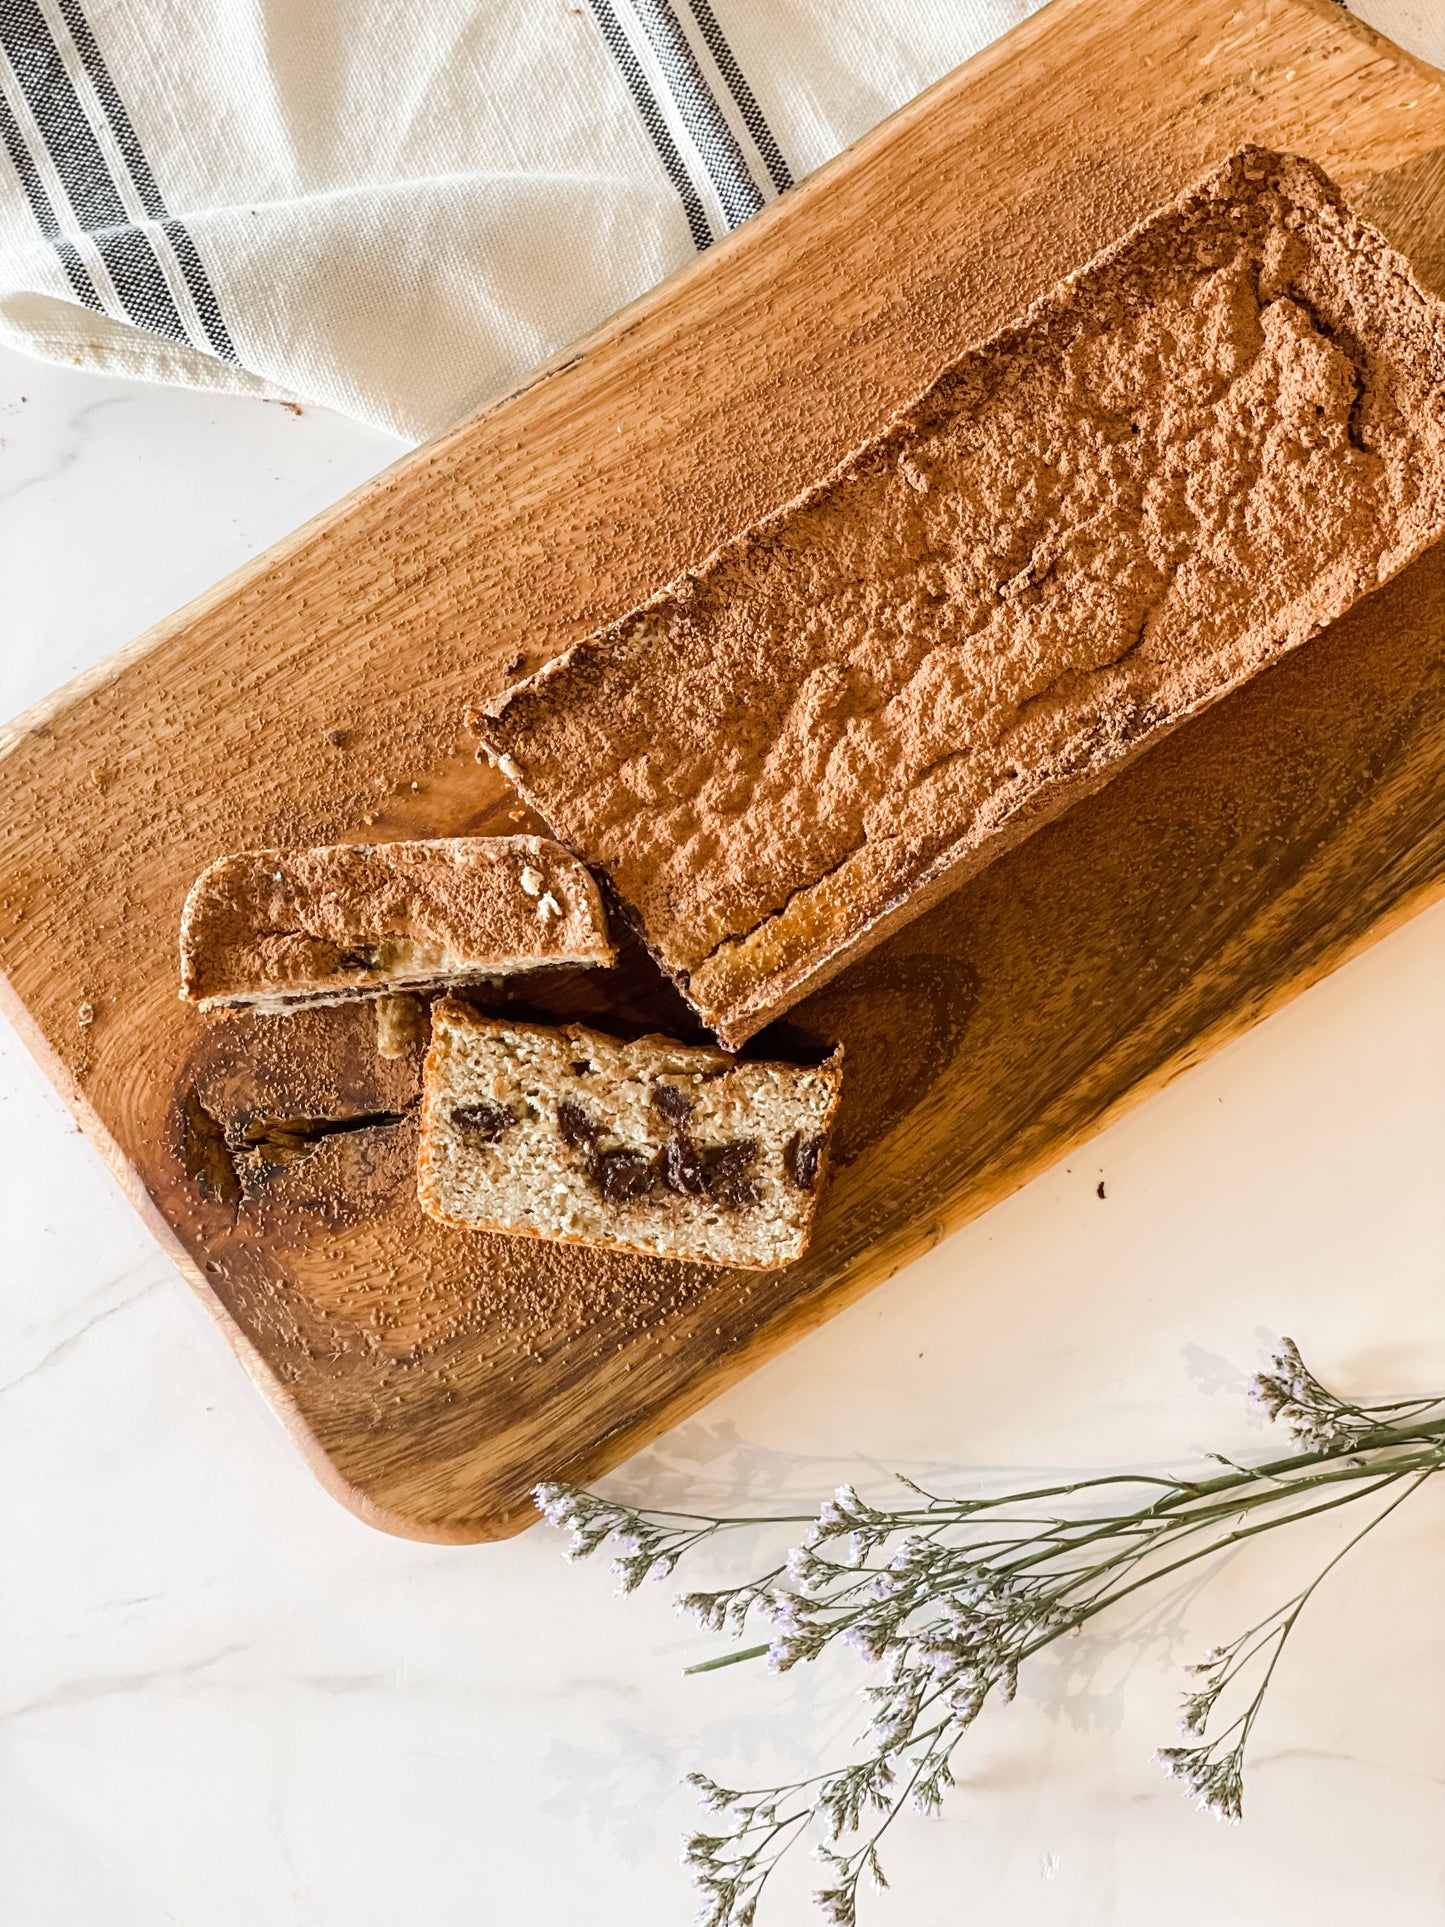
[479,148,1445,1046]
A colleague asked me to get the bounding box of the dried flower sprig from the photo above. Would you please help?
[536,1341,1445,1926]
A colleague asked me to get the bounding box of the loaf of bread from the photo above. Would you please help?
[179,836,613,1011]
[417,999,842,1268]
[479,148,1445,1047]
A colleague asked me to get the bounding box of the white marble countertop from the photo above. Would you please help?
[4,206,1445,1922]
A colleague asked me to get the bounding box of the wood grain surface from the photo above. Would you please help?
[2,0,1444,1540]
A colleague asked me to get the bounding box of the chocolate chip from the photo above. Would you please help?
[784,1132,825,1191]
[663,1135,759,1203]
[650,1082,693,1127]
[587,1147,657,1200]
[451,1101,515,1141]
[325,727,348,748]
[701,1138,757,1185]
[570,1060,592,1076]
[337,944,381,972]
[714,1174,761,1207]
[557,1097,599,1148]
[662,1132,708,1195]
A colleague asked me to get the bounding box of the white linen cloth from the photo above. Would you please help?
[0,0,1436,444]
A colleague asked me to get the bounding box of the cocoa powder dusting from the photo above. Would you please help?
[179,835,612,1003]
[482,149,1445,1044]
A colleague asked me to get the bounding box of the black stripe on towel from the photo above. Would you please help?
[55,0,166,217]
[0,0,235,358]
[55,0,237,361]
[0,80,101,308]
[628,0,764,232]
[590,0,715,251]
[0,1,188,340]
[684,0,792,194]
[159,217,237,361]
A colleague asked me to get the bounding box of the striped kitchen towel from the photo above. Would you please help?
[0,0,1435,443]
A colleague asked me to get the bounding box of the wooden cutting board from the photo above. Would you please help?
[3,0,1445,1541]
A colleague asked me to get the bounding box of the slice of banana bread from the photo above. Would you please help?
[417,999,842,1268]
[478,147,1445,1047]
[180,836,613,1012]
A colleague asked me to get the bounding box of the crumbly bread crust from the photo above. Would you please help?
[417,999,842,1269]
[179,836,613,1010]
[480,148,1445,1046]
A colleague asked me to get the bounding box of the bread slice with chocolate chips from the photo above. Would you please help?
[417,999,843,1268]
[179,836,614,1013]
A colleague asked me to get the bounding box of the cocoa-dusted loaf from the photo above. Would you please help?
[418,999,842,1268]
[180,836,613,1011]
[479,148,1445,1048]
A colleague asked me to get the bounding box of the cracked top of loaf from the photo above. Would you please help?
[179,835,614,1010]
[480,148,1445,1046]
